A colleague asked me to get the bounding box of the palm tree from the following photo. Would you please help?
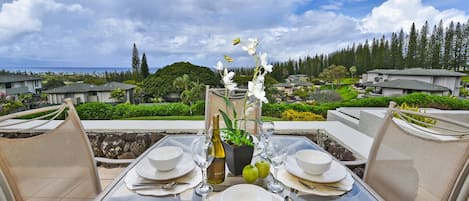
[173,74,191,91]
[180,81,204,115]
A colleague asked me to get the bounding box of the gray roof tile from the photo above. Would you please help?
[0,75,41,83]
[44,82,135,94]
[368,68,466,76]
[370,79,450,91]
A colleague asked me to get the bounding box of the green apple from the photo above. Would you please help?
[255,160,270,178]
[242,164,259,183]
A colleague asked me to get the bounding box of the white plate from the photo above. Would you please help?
[221,184,283,201]
[286,156,347,183]
[136,153,195,180]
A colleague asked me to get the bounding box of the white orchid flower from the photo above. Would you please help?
[248,80,268,103]
[223,68,237,91]
[215,61,224,71]
[260,52,273,73]
[242,38,258,56]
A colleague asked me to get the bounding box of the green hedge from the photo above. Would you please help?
[74,93,469,120]
[76,102,202,120]
[263,93,469,118]
[76,102,114,120]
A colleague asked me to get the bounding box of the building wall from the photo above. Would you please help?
[382,88,403,96]
[25,80,42,93]
[98,91,113,103]
[387,75,433,83]
[47,93,86,104]
[11,81,24,88]
[434,77,460,96]
[366,73,379,83]
[47,94,65,104]
[72,93,86,104]
[0,84,5,94]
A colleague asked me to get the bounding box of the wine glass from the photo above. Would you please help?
[260,121,275,158]
[191,135,215,196]
[266,141,288,193]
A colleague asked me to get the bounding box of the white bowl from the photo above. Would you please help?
[147,146,183,171]
[295,149,332,175]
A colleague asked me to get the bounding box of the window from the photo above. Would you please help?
[34,80,39,87]
[90,91,97,96]
[5,83,11,88]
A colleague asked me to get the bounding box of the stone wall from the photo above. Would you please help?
[0,130,179,160]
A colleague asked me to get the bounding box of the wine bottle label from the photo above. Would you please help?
[207,158,225,184]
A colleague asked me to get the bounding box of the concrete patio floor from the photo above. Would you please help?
[98,166,126,189]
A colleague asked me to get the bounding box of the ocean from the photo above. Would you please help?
[0,67,158,74]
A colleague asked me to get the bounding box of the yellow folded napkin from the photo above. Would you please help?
[124,167,201,196]
[276,168,354,196]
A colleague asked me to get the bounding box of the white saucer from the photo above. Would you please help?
[221,184,283,201]
[286,156,347,183]
[136,153,195,180]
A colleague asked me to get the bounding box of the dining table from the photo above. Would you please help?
[94,135,383,201]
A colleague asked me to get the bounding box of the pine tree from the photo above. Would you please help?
[418,21,428,67]
[453,22,464,70]
[463,20,469,70]
[398,29,406,68]
[141,53,150,78]
[431,20,445,68]
[443,21,454,69]
[132,43,140,79]
[406,23,418,68]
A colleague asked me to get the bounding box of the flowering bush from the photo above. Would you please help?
[281,109,325,121]
[215,38,273,146]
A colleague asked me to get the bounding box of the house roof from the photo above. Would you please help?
[97,82,135,90]
[367,68,466,77]
[0,75,42,83]
[6,87,32,95]
[370,79,450,92]
[44,82,136,94]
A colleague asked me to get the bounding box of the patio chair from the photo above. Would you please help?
[204,86,261,135]
[0,98,101,201]
[364,102,469,201]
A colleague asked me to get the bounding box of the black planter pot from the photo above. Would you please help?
[221,140,254,176]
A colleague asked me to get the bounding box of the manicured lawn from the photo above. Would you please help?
[122,116,284,121]
[462,76,469,83]
[337,86,359,101]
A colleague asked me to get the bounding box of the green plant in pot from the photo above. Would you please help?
[214,37,273,175]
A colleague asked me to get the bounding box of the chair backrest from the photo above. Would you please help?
[0,99,101,201]
[204,87,261,135]
[364,102,469,201]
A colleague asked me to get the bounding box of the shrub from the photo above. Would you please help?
[263,93,469,118]
[190,101,205,115]
[76,102,114,120]
[112,103,190,119]
[281,109,325,121]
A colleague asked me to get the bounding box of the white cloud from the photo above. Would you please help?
[0,0,86,43]
[361,0,468,33]
[321,2,343,11]
[0,0,467,68]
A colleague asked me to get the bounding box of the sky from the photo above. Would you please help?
[0,0,468,70]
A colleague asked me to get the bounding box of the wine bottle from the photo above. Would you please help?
[207,115,225,184]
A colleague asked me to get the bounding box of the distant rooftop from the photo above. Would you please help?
[44,82,135,94]
[367,68,466,77]
[0,75,41,83]
[370,79,450,91]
